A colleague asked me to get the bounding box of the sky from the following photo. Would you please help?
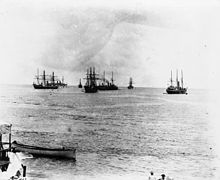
[0,0,220,89]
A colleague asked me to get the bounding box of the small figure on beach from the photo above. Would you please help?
[148,171,156,180]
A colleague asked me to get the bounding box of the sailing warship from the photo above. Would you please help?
[84,67,98,93]
[166,70,187,94]
[97,71,118,90]
[128,77,134,89]
[33,69,67,89]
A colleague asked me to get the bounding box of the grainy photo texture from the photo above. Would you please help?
[0,0,220,180]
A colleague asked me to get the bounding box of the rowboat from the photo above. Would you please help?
[12,141,76,160]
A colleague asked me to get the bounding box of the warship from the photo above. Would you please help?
[128,77,134,89]
[84,67,98,93]
[33,70,58,89]
[33,69,67,89]
[78,79,82,88]
[97,71,118,90]
[166,70,187,94]
[56,76,67,87]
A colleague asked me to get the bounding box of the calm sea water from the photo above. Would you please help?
[0,85,219,180]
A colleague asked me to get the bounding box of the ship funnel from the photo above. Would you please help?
[52,72,55,84]
[43,70,46,85]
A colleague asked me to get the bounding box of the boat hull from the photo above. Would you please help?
[166,88,187,94]
[84,86,98,93]
[128,86,133,89]
[12,142,76,160]
[33,84,58,89]
[97,85,118,91]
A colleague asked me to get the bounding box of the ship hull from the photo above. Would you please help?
[128,86,133,89]
[84,86,98,93]
[33,84,58,89]
[166,88,187,94]
[12,141,76,160]
[56,83,67,87]
[97,85,118,91]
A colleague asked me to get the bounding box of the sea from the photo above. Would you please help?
[0,85,220,180]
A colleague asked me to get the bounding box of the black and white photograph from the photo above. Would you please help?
[0,0,220,179]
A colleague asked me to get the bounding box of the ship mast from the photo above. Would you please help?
[181,70,183,88]
[93,67,96,86]
[51,72,55,85]
[111,72,114,85]
[85,69,89,86]
[170,70,173,86]
[37,68,39,84]
[130,77,132,86]
[103,71,105,84]
[176,69,179,88]
[43,70,46,85]
[90,67,92,86]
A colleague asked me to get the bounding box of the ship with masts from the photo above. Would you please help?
[33,69,67,89]
[78,79,82,88]
[56,76,67,88]
[128,77,134,89]
[97,71,118,90]
[84,67,98,93]
[166,70,187,94]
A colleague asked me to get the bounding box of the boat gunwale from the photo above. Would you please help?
[12,141,76,152]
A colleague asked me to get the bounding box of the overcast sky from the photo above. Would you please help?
[0,0,219,89]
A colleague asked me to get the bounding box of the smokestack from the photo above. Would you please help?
[43,70,46,85]
[52,72,54,84]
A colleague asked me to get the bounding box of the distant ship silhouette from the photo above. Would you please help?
[166,70,187,94]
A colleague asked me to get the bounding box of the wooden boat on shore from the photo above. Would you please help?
[12,141,76,160]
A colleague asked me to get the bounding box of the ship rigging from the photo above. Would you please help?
[166,70,187,94]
